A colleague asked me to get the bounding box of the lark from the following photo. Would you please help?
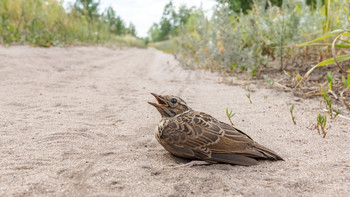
[148,93,284,167]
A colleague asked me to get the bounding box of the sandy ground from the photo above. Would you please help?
[0,46,349,196]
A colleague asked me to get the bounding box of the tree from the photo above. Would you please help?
[147,1,194,42]
[104,7,117,32]
[74,0,100,19]
[128,23,136,36]
[148,23,161,41]
[216,0,322,13]
[115,16,125,35]
[102,6,127,35]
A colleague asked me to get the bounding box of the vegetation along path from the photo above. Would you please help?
[0,46,349,196]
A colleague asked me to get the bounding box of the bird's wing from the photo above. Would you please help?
[161,111,282,165]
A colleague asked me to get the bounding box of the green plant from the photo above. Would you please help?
[246,93,252,104]
[316,114,327,138]
[263,75,274,88]
[175,0,350,74]
[0,0,144,46]
[341,72,350,88]
[230,62,237,73]
[296,73,301,82]
[289,104,296,125]
[321,90,339,119]
[294,29,350,89]
[326,72,333,90]
[296,73,302,87]
[226,108,236,126]
[148,2,195,42]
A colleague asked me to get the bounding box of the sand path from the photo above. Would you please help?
[0,46,349,196]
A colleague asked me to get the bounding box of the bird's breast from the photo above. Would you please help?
[155,119,167,141]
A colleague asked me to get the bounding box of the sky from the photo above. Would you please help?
[64,0,217,37]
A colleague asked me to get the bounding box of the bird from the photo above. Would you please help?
[148,93,284,167]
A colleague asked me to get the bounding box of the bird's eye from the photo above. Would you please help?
[171,98,177,104]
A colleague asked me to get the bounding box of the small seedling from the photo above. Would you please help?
[263,75,274,88]
[252,68,260,77]
[316,114,327,138]
[226,108,236,126]
[289,104,296,125]
[326,73,333,90]
[296,73,301,87]
[296,73,301,82]
[334,109,340,118]
[320,87,339,119]
[246,93,252,104]
[323,91,332,110]
[230,62,237,72]
[341,73,350,88]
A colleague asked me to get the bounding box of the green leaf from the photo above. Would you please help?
[342,74,350,88]
[297,29,345,46]
[230,62,237,72]
[316,54,350,67]
[326,73,333,83]
[296,43,350,48]
[289,104,295,112]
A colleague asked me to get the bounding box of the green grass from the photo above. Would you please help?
[148,40,177,53]
[0,0,145,47]
[173,0,349,74]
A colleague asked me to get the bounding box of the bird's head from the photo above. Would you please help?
[148,93,191,118]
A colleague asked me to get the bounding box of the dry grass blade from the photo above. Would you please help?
[292,30,350,91]
[321,109,350,121]
[332,34,350,74]
[292,66,317,91]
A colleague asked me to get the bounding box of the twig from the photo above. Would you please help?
[274,81,292,91]
[293,90,320,98]
[321,109,350,121]
[340,86,350,111]
[327,89,338,100]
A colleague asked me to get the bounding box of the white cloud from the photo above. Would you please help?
[63,0,217,37]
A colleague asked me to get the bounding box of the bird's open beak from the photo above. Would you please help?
[148,93,168,108]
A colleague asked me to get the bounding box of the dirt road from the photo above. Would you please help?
[0,46,349,196]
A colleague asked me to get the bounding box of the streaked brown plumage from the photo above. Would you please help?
[148,93,284,166]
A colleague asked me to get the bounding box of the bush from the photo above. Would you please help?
[0,0,144,47]
[174,0,349,75]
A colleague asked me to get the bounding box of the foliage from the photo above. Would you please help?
[217,0,321,13]
[226,108,236,126]
[320,90,340,119]
[103,7,124,35]
[342,73,350,88]
[294,29,350,90]
[289,104,296,125]
[326,72,333,90]
[316,114,327,138]
[0,0,143,46]
[148,1,194,42]
[148,40,176,53]
[216,0,282,13]
[174,0,349,77]
[109,35,146,48]
[73,0,99,20]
